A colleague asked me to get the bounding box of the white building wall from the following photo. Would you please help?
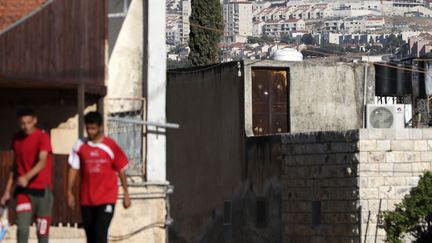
[147,0,167,182]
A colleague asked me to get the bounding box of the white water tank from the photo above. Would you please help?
[272,48,303,61]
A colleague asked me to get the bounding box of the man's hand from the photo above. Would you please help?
[123,194,131,209]
[0,192,11,206]
[67,191,76,209]
[17,176,29,188]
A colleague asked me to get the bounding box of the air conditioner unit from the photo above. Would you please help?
[366,104,407,129]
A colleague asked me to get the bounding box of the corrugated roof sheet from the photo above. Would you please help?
[0,0,47,32]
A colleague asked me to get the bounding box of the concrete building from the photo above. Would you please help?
[166,59,432,243]
[166,14,182,45]
[166,59,376,243]
[364,17,385,31]
[223,0,253,43]
[180,0,191,44]
[253,4,330,22]
[392,0,425,7]
[407,32,432,58]
[263,19,306,38]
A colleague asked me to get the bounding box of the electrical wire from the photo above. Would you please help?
[188,22,432,75]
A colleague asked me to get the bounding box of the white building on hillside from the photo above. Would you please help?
[180,0,191,44]
[263,19,306,38]
[223,0,253,43]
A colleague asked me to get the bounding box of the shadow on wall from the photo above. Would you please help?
[0,88,96,150]
[169,179,282,243]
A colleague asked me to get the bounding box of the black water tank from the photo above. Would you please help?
[375,63,412,96]
[395,64,412,96]
[375,63,397,96]
[418,61,427,99]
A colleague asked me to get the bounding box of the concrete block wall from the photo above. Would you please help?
[358,129,432,243]
[281,130,361,243]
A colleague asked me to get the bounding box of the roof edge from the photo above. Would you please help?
[0,0,54,37]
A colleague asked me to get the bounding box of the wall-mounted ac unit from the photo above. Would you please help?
[366,104,406,129]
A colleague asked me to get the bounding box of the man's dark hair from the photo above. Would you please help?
[84,112,103,126]
[16,108,36,118]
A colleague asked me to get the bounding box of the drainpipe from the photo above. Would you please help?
[363,63,369,128]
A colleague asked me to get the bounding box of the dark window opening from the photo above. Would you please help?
[223,200,232,226]
[256,197,267,228]
[312,201,321,226]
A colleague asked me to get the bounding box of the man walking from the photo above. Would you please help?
[0,108,54,243]
[67,111,131,243]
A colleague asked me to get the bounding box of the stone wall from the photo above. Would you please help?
[280,128,432,243]
[244,60,375,135]
[281,130,361,243]
[358,129,432,243]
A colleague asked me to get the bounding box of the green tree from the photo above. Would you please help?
[381,172,432,243]
[383,34,406,54]
[188,0,223,66]
[281,34,296,44]
[301,34,317,45]
[247,35,275,44]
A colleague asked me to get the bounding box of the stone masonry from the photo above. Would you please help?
[280,129,432,243]
[358,129,432,243]
[281,130,360,243]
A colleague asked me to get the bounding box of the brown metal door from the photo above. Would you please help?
[252,68,289,135]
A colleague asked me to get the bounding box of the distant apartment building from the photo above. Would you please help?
[365,17,385,31]
[252,4,330,22]
[263,19,306,38]
[322,19,345,32]
[223,0,253,43]
[408,32,432,57]
[343,17,364,33]
[392,0,425,7]
[165,0,190,45]
[180,0,191,44]
[252,20,265,37]
[323,17,385,34]
[166,14,181,44]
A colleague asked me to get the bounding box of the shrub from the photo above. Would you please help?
[381,172,432,243]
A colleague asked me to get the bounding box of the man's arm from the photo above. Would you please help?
[118,171,131,209]
[67,168,79,209]
[0,171,14,206]
[1,154,16,205]
[16,151,48,188]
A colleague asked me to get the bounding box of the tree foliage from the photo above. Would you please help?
[300,34,317,45]
[381,172,432,243]
[188,0,223,66]
[247,35,275,44]
[383,34,406,54]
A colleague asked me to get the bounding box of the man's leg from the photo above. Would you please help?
[16,194,34,243]
[81,206,96,243]
[33,188,53,243]
[93,204,115,243]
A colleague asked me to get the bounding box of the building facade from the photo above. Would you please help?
[223,0,253,43]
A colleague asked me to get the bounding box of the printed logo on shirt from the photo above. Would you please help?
[16,203,32,212]
[105,205,113,214]
[90,151,100,157]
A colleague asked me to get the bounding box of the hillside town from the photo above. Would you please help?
[166,0,432,64]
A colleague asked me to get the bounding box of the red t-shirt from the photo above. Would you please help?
[68,136,128,206]
[12,129,53,190]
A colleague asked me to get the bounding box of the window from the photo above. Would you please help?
[256,197,267,228]
[223,200,232,226]
[311,201,321,226]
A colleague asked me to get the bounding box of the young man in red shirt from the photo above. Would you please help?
[67,111,131,243]
[0,108,54,243]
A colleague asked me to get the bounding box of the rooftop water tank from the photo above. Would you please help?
[375,62,412,97]
[272,48,303,62]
